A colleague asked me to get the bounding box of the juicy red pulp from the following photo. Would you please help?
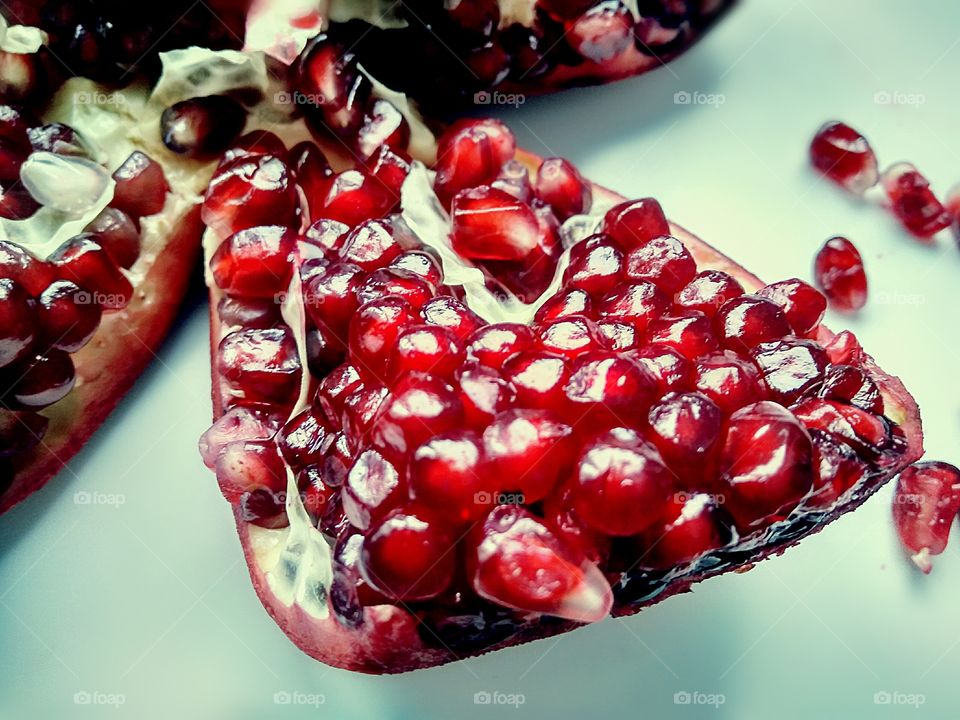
[203,119,910,650]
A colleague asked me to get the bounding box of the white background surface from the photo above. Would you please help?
[3,2,960,718]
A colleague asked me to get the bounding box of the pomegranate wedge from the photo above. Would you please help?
[202,121,922,674]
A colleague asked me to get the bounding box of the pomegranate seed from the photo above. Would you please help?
[791,398,892,457]
[0,409,48,458]
[823,329,865,365]
[565,1,633,63]
[214,439,286,505]
[493,159,533,202]
[434,118,516,205]
[302,262,364,341]
[306,323,348,376]
[5,350,76,409]
[535,288,593,324]
[647,311,719,359]
[563,235,624,297]
[220,131,287,165]
[458,363,516,427]
[210,225,296,298]
[368,144,412,198]
[421,296,483,341]
[450,186,542,262]
[300,471,334,517]
[564,353,657,426]
[0,278,36,368]
[278,408,329,469]
[198,405,281,469]
[758,279,827,336]
[388,325,463,381]
[596,319,637,351]
[881,163,953,239]
[161,95,247,158]
[410,429,492,523]
[817,364,883,414]
[36,280,101,353]
[648,392,723,481]
[571,428,673,536]
[597,281,670,334]
[677,270,745,317]
[85,208,140,269]
[218,327,301,406]
[348,297,418,382]
[602,197,670,250]
[693,350,765,414]
[535,157,592,220]
[466,322,535,367]
[751,337,828,405]
[203,154,298,237]
[0,50,43,103]
[304,218,349,253]
[342,448,404,530]
[714,295,791,352]
[813,237,867,312]
[542,484,610,565]
[806,429,868,508]
[468,505,613,622]
[370,372,463,457]
[537,316,603,360]
[719,401,814,530]
[289,141,333,218]
[502,351,571,411]
[314,363,363,425]
[356,269,434,310]
[295,34,371,136]
[111,151,169,218]
[217,296,282,330]
[0,183,40,220]
[339,219,402,271]
[388,251,442,288]
[360,506,456,600]
[482,408,574,503]
[28,123,89,157]
[809,121,879,194]
[623,234,697,294]
[355,98,410,161]
[319,170,393,226]
[633,344,693,394]
[639,493,732,569]
[50,234,133,310]
[892,462,960,573]
[342,385,388,450]
[238,487,289,527]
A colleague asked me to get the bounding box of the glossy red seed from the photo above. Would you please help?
[370,372,463,456]
[602,197,670,250]
[564,353,657,426]
[597,281,670,334]
[0,183,39,220]
[420,296,483,341]
[450,186,541,262]
[791,398,892,458]
[0,278,35,368]
[214,439,286,504]
[493,159,533,203]
[809,121,879,194]
[388,324,463,381]
[198,405,281,469]
[434,118,516,205]
[36,280,101,352]
[85,207,140,269]
[823,330,865,365]
[161,95,247,158]
[6,349,75,409]
[111,151,169,219]
[752,337,828,405]
[356,269,434,311]
[409,429,491,523]
[715,295,791,352]
[302,262,364,341]
[314,363,363,425]
[220,131,288,165]
[565,1,633,62]
[203,154,298,237]
[881,163,953,239]
[563,235,624,297]
[639,493,732,569]
[537,316,603,360]
[623,234,697,294]
[633,344,693,394]
[320,170,394,227]
[806,429,868,508]
[817,363,883,414]
[647,311,719,359]
[50,234,133,310]
[458,363,516,427]
[758,279,827,336]
[355,99,410,161]
[348,296,418,382]
[693,350,765,414]
[892,462,960,573]
[342,448,404,530]
[502,350,571,411]
[535,157,592,220]
[596,319,637,352]
[648,392,723,481]
[278,408,329,469]
[304,218,349,253]
[368,144,411,198]
[720,401,814,530]
[210,225,296,297]
[535,288,593,324]
[360,506,456,600]
[341,385,388,450]
[295,35,371,136]
[218,327,301,406]
[388,251,442,289]
[339,219,402,271]
[466,322,535,367]
[677,270,745,317]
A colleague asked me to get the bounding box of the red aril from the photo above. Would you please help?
[597,281,670,334]
[633,344,693,394]
[714,295,791,353]
[502,350,571,411]
[624,234,697,294]
[535,157,592,220]
[466,323,535,367]
[202,154,298,237]
[409,430,491,523]
[647,392,723,481]
[758,279,826,336]
[421,296,483,341]
[639,493,732,569]
[457,364,516,427]
[563,234,625,297]
[564,353,657,426]
[646,311,719,359]
[50,234,133,310]
[0,279,36,367]
[348,297,418,382]
[210,226,296,298]
[450,186,541,262]
[565,1,633,63]
[813,236,868,312]
[602,197,670,249]
[751,337,828,405]
[892,462,960,573]
[537,316,603,360]
[809,121,878,194]
[881,163,953,239]
[435,118,516,205]
[111,151,169,218]
[693,350,765,414]
[218,328,301,407]
[339,220,402,271]
[35,280,101,353]
[343,448,404,531]
[318,170,394,227]
[388,325,464,381]
[369,372,463,456]
[677,270,745,317]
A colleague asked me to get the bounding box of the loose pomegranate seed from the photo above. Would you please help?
[565,1,633,62]
[450,186,542,262]
[563,235,624,297]
[751,337,828,404]
[218,327,301,406]
[677,270,745,317]
[719,401,814,530]
[458,363,516,427]
[359,506,456,600]
[881,163,953,239]
[623,234,697,295]
[468,504,613,622]
[409,429,492,523]
[482,408,574,503]
[639,493,732,569]
[210,225,296,298]
[502,350,571,411]
[648,392,723,481]
[111,151,169,219]
[342,448,404,530]
[537,316,604,360]
[813,237,867,312]
[597,281,670,334]
[817,363,883,414]
[198,405,281,469]
[388,325,464,381]
[714,295,791,353]
[892,462,960,573]
[809,121,879,194]
[318,170,394,226]
[421,296,483,341]
[0,409,48,458]
[434,118,516,205]
[36,280,101,353]
[85,208,140,269]
[571,428,673,536]
[466,323,535,367]
[5,350,76,409]
[535,157,592,220]
[693,350,765,414]
[564,353,657,426]
[633,344,693,394]
[161,95,247,158]
[314,363,363,425]
[370,372,463,456]
[602,197,670,250]
[0,278,36,368]
[355,99,410,161]
[646,311,719,359]
[342,385,388,450]
[278,408,330,469]
[806,429,868,508]
[50,234,133,310]
[214,439,286,504]
[302,262,364,341]
[348,297,418,382]
[758,279,827,336]
[202,154,298,237]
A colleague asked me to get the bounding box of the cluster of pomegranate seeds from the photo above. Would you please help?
[813,237,868,313]
[0,104,168,467]
[892,462,960,573]
[202,117,909,644]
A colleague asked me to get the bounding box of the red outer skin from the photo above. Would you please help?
[209,151,923,674]
[1,205,203,514]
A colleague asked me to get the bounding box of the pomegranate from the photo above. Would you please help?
[200,120,922,673]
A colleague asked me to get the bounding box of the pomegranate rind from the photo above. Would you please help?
[212,150,923,674]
